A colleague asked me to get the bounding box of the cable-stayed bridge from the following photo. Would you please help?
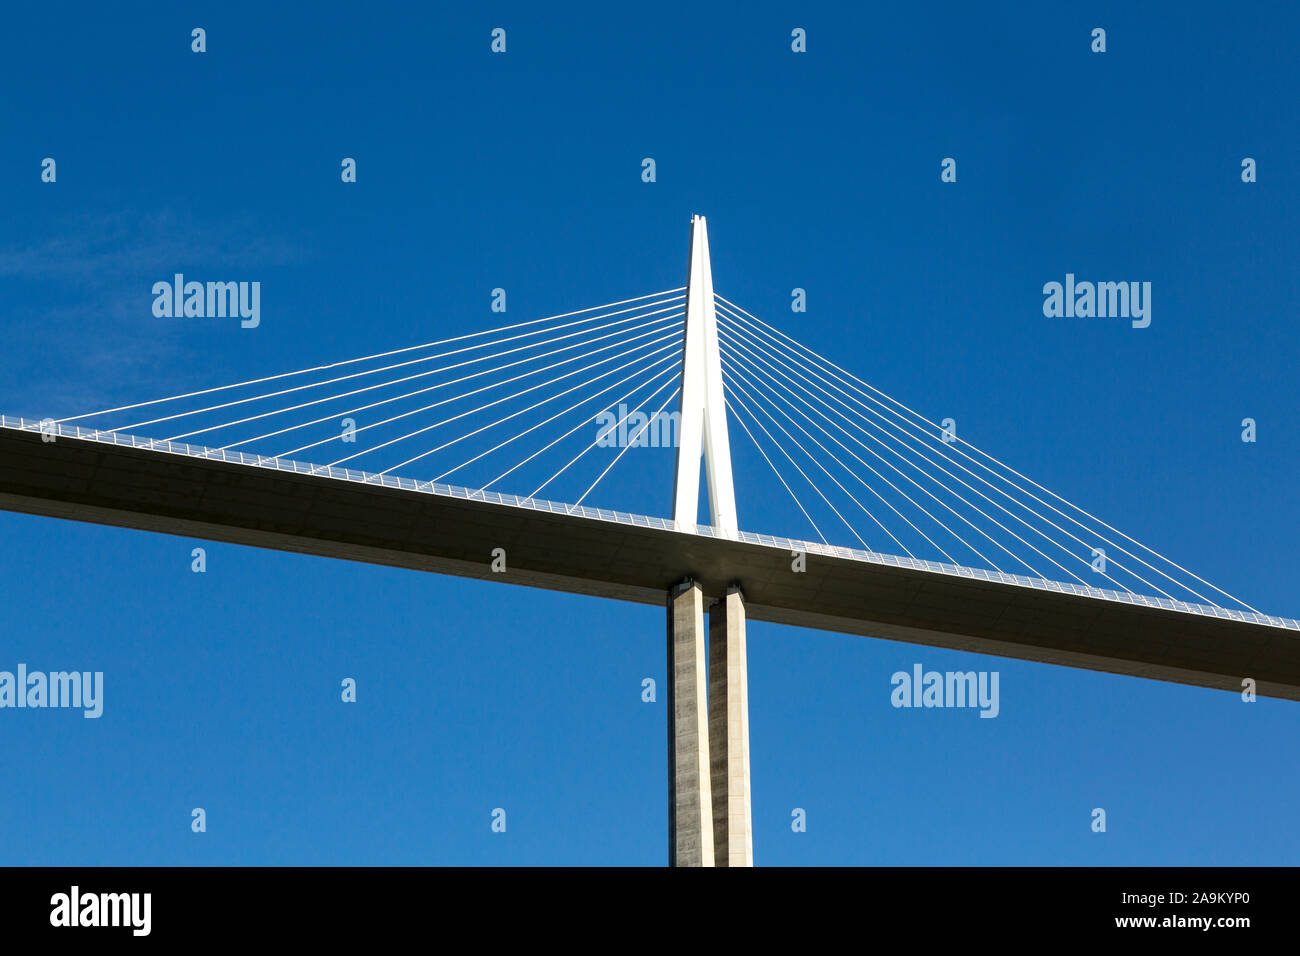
[1,216,1295,866]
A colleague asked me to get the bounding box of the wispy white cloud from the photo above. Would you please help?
[0,209,298,279]
[0,209,300,417]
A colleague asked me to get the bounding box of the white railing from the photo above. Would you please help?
[4,415,1296,632]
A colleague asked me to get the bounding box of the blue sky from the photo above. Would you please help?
[1,1,1297,865]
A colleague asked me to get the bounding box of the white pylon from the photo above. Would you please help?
[672,215,738,535]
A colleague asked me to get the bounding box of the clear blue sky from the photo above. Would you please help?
[1,1,1297,865]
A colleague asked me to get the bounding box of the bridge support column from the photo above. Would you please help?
[667,579,714,867]
[708,586,753,866]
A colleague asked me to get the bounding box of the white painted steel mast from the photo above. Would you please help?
[672,215,738,535]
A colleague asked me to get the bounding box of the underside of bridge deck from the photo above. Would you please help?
[0,425,1296,700]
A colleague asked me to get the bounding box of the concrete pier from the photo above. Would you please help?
[667,579,714,866]
[708,586,753,866]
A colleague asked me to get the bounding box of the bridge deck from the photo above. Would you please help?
[1,420,1297,700]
